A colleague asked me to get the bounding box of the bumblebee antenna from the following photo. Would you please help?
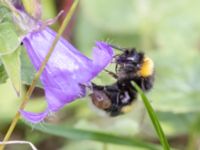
[109,44,136,52]
[109,44,127,51]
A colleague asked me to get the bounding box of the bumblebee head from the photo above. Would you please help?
[115,48,144,74]
[116,48,143,63]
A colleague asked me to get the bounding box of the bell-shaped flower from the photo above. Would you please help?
[20,27,113,123]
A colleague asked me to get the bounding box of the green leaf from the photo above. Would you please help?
[132,82,171,150]
[0,5,12,22]
[0,80,20,122]
[27,123,161,150]
[1,46,21,95]
[20,47,42,87]
[0,21,20,55]
[0,61,8,83]
[150,49,200,113]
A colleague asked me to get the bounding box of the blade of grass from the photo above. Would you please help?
[132,82,170,150]
[27,123,161,150]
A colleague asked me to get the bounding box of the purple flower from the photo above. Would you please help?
[20,27,113,123]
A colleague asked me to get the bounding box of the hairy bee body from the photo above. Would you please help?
[90,45,155,116]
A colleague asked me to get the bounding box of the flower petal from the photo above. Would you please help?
[91,41,113,75]
[20,109,49,123]
[22,27,113,123]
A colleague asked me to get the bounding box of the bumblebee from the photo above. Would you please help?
[90,45,155,116]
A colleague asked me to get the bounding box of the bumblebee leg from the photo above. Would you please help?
[115,64,118,72]
[113,54,120,58]
[78,83,93,95]
[79,83,92,88]
[104,69,118,79]
[141,79,146,91]
[141,77,154,91]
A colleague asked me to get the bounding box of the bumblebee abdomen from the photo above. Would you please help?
[90,90,112,109]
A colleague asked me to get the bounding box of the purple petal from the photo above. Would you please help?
[92,41,113,75]
[20,109,49,124]
[21,27,113,123]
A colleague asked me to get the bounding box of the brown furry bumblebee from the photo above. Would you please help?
[90,45,155,116]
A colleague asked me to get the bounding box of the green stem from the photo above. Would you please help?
[132,82,170,150]
[0,0,79,149]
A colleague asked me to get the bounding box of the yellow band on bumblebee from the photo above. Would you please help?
[139,56,154,77]
[121,105,133,113]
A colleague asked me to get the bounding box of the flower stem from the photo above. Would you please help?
[0,0,79,149]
